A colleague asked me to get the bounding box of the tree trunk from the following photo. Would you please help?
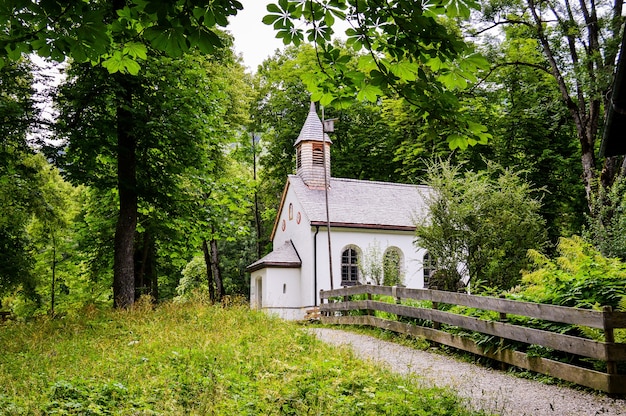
[202,238,215,302]
[113,73,137,309]
[50,231,56,316]
[210,234,224,301]
[135,230,157,301]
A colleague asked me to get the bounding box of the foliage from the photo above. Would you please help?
[22,157,85,316]
[264,0,492,150]
[176,256,207,298]
[0,1,243,73]
[466,22,586,243]
[415,159,547,290]
[0,59,40,297]
[358,240,384,285]
[512,236,626,309]
[0,300,485,415]
[585,175,626,261]
[383,248,404,287]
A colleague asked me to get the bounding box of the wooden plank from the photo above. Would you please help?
[376,301,609,360]
[322,285,608,329]
[320,316,619,393]
[322,301,610,360]
[403,289,606,329]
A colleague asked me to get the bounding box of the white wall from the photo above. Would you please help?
[314,227,429,295]
[250,266,304,320]
[272,185,316,308]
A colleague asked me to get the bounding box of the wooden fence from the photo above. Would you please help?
[319,285,626,395]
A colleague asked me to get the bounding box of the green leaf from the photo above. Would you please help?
[144,27,188,57]
[189,29,221,54]
[444,0,476,19]
[388,61,418,82]
[319,92,334,106]
[356,83,382,102]
[123,42,147,60]
[357,55,378,73]
[101,52,141,75]
[462,52,489,70]
[122,57,141,75]
[426,56,446,71]
[447,133,469,150]
[438,71,468,90]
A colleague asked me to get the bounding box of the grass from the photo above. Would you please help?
[0,297,487,415]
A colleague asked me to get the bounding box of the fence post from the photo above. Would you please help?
[343,286,349,316]
[603,306,617,375]
[498,294,509,371]
[498,295,508,322]
[319,290,325,317]
[431,287,440,330]
[392,285,401,304]
[366,283,373,316]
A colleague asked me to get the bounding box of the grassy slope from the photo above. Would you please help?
[0,299,486,415]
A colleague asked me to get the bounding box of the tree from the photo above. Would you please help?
[471,0,625,208]
[55,49,244,307]
[415,160,548,291]
[0,59,41,297]
[462,22,587,243]
[27,156,83,316]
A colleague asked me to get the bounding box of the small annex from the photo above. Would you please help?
[247,102,434,320]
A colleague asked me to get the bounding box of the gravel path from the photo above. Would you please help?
[309,328,626,416]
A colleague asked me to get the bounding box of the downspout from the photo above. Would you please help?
[314,225,319,306]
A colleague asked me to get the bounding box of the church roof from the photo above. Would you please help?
[246,240,302,273]
[283,174,430,233]
[293,102,331,146]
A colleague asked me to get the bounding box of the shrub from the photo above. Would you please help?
[511,236,626,309]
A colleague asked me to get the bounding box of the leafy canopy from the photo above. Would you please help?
[0,0,243,74]
[263,0,491,149]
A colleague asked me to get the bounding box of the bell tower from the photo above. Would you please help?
[294,102,331,189]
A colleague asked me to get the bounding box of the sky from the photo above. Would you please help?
[227,1,287,72]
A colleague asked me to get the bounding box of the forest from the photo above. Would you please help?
[1,0,626,318]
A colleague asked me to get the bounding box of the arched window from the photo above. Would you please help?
[341,247,359,286]
[383,247,404,286]
[423,252,437,289]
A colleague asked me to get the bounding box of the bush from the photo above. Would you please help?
[511,236,626,309]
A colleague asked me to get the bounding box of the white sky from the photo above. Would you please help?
[227,0,286,72]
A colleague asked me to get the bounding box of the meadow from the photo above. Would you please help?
[0,297,486,415]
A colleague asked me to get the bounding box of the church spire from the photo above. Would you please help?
[295,102,331,189]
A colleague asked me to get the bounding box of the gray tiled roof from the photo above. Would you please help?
[246,240,302,272]
[288,175,430,230]
[294,102,331,146]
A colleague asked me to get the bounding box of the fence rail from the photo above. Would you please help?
[319,285,626,395]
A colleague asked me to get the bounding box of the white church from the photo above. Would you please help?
[247,102,435,320]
